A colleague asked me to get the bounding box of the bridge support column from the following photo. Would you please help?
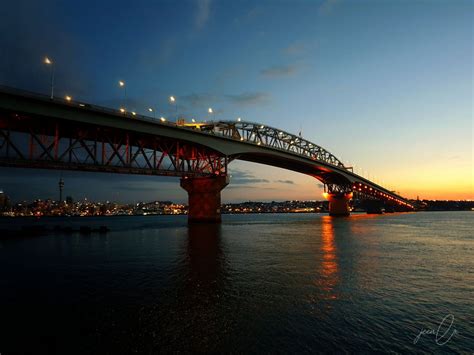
[328,193,351,217]
[180,176,229,223]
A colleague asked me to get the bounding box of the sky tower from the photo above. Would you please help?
[59,177,64,203]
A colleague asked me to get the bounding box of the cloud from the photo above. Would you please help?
[195,0,212,30]
[260,64,298,78]
[180,91,270,109]
[233,6,263,24]
[318,0,340,16]
[232,178,270,185]
[181,93,219,108]
[275,180,295,185]
[284,42,307,56]
[229,170,270,185]
[225,92,270,106]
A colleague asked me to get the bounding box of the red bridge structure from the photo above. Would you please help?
[0,86,414,222]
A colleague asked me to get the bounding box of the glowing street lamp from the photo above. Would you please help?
[148,107,156,118]
[44,57,55,99]
[119,107,126,113]
[207,107,214,121]
[118,80,127,109]
[65,95,72,102]
[169,96,178,120]
[160,117,166,122]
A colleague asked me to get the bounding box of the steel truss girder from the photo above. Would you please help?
[0,113,229,177]
[199,120,346,168]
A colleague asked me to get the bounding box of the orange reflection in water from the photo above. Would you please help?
[319,216,339,299]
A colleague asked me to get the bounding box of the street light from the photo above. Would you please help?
[119,107,126,113]
[160,117,166,122]
[148,107,156,118]
[44,57,54,99]
[118,80,127,109]
[169,96,178,120]
[65,95,72,102]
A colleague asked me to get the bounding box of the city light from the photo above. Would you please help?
[148,108,153,112]
[160,117,166,122]
[323,192,329,199]
[191,118,196,122]
[237,117,241,122]
[44,57,52,65]
[131,111,136,116]
[119,80,125,87]
[119,108,125,113]
[169,96,175,103]
[65,95,72,101]
[208,107,213,114]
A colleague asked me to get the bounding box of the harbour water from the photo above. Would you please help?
[0,212,472,353]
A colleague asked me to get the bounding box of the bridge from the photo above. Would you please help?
[0,86,414,222]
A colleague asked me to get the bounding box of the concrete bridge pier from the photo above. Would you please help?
[328,193,352,217]
[180,175,229,223]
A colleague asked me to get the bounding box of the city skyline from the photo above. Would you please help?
[0,0,472,202]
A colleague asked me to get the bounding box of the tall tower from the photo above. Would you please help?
[59,177,64,203]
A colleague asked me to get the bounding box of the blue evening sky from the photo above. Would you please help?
[0,0,472,202]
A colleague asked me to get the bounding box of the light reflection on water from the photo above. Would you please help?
[0,212,473,353]
[319,216,339,300]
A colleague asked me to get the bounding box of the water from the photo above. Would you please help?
[0,212,473,353]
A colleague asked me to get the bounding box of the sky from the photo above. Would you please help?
[0,0,472,203]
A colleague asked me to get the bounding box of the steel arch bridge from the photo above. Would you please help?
[0,86,414,221]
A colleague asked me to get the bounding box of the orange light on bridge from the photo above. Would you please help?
[323,192,329,199]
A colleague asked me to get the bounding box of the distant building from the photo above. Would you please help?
[0,190,11,212]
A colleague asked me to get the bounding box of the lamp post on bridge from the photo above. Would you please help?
[148,107,156,119]
[169,96,177,121]
[118,80,127,110]
[44,57,55,99]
